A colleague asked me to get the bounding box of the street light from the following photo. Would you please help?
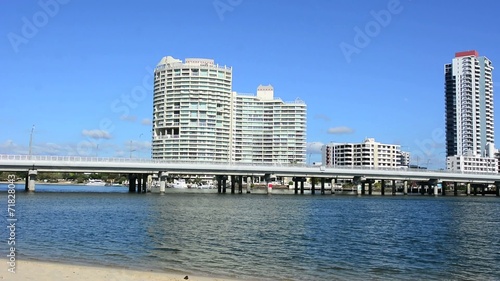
[28,125,35,159]
[139,133,143,159]
[129,140,136,158]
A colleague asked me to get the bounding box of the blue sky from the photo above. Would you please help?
[1,0,500,169]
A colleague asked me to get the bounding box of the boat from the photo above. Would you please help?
[86,179,107,186]
[197,182,214,189]
[170,179,188,189]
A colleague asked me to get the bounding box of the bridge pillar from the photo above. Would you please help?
[294,177,298,194]
[300,178,304,195]
[222,176,227,194]
[25,170,37,192]
[441,182,446,196]
[482,185,486,196]
[311,178,315,195]
[392,180,396,195]
[434,184,438,196]
[454,182,458,196]
[137,175,142,193]
[159,172,167,193]
[246,176,252,193]
[420,183,425,195]
[368,181,373,195]
[142,174,148,193]
[403,180,408,195]
[381,180,385,196]
[238,176,243,194]
[230,175,235,194]
[128,174,136,193]
[466,183,471,196]
[331,178,336,194]
[320,178,325,195]
[217,176,222,193]
[360,181,365,195]
[495,181,500,197]
[473,185,478,196]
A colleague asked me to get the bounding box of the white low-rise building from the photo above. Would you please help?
[446,155,498,174]
[321,138,409,168]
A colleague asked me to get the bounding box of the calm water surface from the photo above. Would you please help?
[1,184,499,281]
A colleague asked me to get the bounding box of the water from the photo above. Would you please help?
[1,184,499,280]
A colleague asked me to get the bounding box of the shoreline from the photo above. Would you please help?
[0,258,244,281]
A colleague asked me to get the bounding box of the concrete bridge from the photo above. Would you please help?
[1,154,499,196]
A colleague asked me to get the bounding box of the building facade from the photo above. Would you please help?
[321,138,409,168]
[444,50,497,173]
[445,50,494,157]
[446,155,497,173]
[152,56,306,163]
[231,85,306,163]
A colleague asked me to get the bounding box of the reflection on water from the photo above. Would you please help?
[0,184,499,281]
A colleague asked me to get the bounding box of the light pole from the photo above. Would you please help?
[129,140,136,159]
[139,133,143,159]
[28,125,35,159]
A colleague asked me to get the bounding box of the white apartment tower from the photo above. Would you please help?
[152,56,307,163]
[445,50,494,157]
[445,50,497,173]
[231,86,306,163]
[152,57,232,161]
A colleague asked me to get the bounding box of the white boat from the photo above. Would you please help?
[197,182,214,189]
[170,179,188,189]
[86,179,107,186]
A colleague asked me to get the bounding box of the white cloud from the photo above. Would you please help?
[0,140,79,156]
[120,115,137,122]
[82,129,112,140]
[314,114,331,122]
[141,118,152,125]
[327,126,354,134]
[0,140,25,154]
[306,142,324,154]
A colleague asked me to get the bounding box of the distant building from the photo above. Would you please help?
[152,56,306,163]
[321,138,409,168]
[446,155,498,174]
[445,50,497,173]
[231,85,306,163]
[398,151,411,168]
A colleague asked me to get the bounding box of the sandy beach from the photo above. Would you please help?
[0,259,241,281]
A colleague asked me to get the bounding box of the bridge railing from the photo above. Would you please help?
[0,154,497,176]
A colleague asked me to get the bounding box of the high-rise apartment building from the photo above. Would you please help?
[445,50,497,173]
[152,56,232,162]
[445,50,494,157]
[152,56,306,164]
[231,85,306,163]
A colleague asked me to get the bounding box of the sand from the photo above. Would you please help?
[0,259,241,281]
